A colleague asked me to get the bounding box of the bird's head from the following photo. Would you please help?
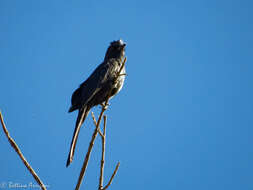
[104,39,126,61]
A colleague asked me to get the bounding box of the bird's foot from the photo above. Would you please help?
[100,102,110,109]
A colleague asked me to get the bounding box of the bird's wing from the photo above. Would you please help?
[70,59,119,110]
[79,60,117,105]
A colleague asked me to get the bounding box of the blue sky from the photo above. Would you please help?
[1,0,253,189]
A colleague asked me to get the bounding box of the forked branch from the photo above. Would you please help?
[75,104,107,190]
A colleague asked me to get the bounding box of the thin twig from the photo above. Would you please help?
[98,116,107,190]
[91,112,103,137]
[102,162,120,190]
[103,115,107,136]
[117,57,127,78]
[0,111,47,190]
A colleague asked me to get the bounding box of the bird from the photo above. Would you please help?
[66,39,126,167]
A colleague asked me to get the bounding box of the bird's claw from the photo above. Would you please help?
[100,102,110,109]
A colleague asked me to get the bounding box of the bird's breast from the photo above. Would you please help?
[116,66,126,91]
[109,65,126,98]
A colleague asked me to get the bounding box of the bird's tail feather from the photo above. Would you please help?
[66,107,90,167]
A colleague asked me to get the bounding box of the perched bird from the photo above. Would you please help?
[66,39,126,167]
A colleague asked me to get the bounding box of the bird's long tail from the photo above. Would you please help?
[66,107,90,167]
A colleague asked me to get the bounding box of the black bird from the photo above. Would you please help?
[66,39,126,167]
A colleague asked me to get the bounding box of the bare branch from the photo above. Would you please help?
[102,162,120,190]
[98,116,107,190]
[103,115,107,136]
[91,112,103,137]
[0,111,47,190]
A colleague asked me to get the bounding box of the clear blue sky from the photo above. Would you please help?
[1,0,253,189]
